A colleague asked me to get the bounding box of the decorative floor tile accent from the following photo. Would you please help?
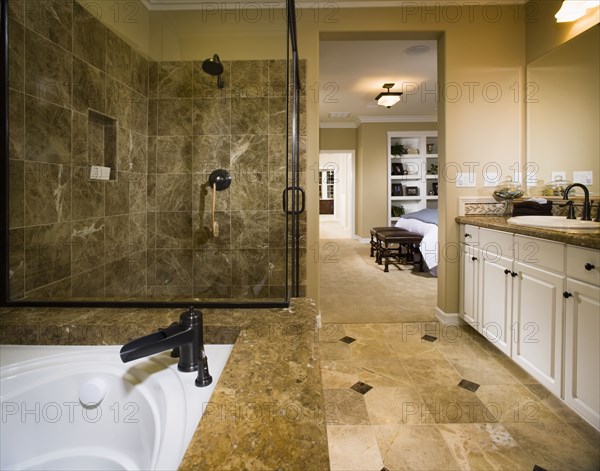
[340,336,356,344]
[421,334,437,342]
[457,378,480,392]
[533,465,548,471]
[381,467,390,471]
[350,381,373,395]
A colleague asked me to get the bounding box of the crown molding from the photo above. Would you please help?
[357,115,438,123]
[320,115,437,127]
[320,121,360,129]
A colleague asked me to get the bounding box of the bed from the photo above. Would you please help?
[394,208,439,276]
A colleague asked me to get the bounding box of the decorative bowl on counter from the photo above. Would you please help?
[543,178,572,197]
[493,178,524,201]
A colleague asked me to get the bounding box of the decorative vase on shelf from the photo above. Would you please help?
[391,205,405,218]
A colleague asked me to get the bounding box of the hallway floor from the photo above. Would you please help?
[318,239,600,471]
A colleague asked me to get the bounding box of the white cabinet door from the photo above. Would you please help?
[479,255,513,356]
[460,243,479,329]
[511,261,565,396]
[564,278,600,429]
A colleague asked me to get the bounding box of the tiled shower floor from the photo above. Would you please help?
[319,322,600,471]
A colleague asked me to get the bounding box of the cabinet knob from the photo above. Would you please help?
[464,233,471,238]
[511,271,518,277]
[504,269,511,275]
[563,291,573,299]
[585,263,595,271]
[471,256,477,261]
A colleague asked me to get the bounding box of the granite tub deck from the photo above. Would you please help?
[0,298,329,470]
[456,216,600,250]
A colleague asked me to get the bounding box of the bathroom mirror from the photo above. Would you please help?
[526,24,599,196]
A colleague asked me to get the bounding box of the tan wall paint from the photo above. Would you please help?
[319,128,357,151]
[526,0,599,62]
[299,5,526,311]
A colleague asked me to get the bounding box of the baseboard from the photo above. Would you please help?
[435,307,462,325]
[353,235,369,244]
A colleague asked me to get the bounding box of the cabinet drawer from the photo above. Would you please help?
[567,245,600,285]
[479,228,513,261]
[514,234,565,273]
[461,224,479,245]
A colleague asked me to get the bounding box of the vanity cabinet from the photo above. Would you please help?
[510,235,565,396]
[459,225,480,328]
[563,246,600,429]
[478,229,514,356]
[458,223,599,428]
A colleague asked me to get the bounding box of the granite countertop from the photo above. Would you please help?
[0,298,329,470]
[456,216,600,250]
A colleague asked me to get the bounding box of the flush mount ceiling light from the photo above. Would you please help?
[376,83,403,109]
[555,0,599,22]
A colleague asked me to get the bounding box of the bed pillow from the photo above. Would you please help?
[401,208,438,225]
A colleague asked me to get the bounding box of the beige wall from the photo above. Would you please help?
[526,0,599,62]
[300,5,526,312]
[320,128,357,151]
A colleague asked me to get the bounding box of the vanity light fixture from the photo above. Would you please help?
[555,0,598,22]
[376,83,403,108]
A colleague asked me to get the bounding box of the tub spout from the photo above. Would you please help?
[120,307,212,386]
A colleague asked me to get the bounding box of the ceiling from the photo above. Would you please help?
[142,0,527,10]
[319,39,438,127]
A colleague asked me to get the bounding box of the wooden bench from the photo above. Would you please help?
[376,231,424,272]
[369,226,407,258]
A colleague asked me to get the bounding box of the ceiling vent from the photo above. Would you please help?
[328,112,352,118]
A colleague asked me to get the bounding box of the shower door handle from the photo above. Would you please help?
[282,186,306,215]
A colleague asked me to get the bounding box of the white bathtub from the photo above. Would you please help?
[0,344,233,470]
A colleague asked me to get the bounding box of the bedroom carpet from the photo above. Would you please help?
[319,237,437,324]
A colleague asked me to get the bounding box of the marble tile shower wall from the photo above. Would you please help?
[7,0,306,301]
[8,0,149,300]
[146,59,307,300]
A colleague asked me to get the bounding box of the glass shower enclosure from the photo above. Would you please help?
[0,0,305,307]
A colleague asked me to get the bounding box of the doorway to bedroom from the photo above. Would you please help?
[318,34,439,325]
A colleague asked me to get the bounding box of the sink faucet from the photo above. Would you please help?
[120,307,212,387]
[563,183,592,221]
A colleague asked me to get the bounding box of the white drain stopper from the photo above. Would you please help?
[79,378,107,408]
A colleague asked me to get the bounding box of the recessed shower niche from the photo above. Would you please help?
[87,110,117,181]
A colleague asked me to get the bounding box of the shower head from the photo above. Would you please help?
[202,54,224,76]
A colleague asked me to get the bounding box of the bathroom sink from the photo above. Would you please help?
[0,344,233,471]
[507,215,600,231]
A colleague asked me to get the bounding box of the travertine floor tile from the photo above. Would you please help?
[437,423,536,471]
[356,358,413,388]
[448,355,519,386]
[319,340,353,361]
[418,385,499,424]
[364,386,435,425]
[321,360,360,389]
[348,337,395,359]
[503,422,600,471]
[327,425,384,471]
[403,359,463,388]
[476,384,562,424]
[374,424,459,470]
[323,388,371,425]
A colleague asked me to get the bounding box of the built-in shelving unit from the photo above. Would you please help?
[387,131,438,225]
